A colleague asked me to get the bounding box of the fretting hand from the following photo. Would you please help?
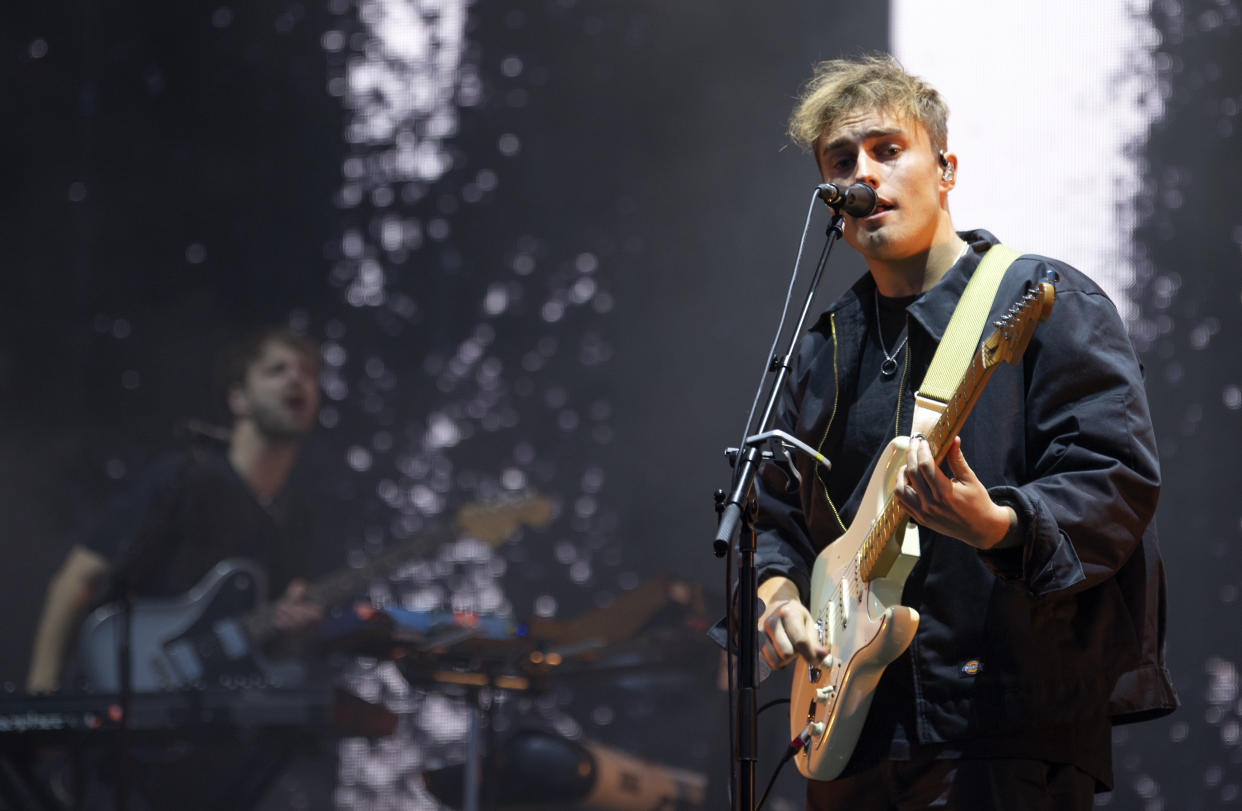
[894,435,1019,551]
[272,578,324,632]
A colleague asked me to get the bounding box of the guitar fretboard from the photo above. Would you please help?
[241,524,459,642]
[858,348,995,582]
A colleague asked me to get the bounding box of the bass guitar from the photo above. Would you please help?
[790,282,1055,780]
[78,494,553,691]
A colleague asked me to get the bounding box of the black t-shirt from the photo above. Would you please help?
[848,289,920,460]
[85,446,317,604]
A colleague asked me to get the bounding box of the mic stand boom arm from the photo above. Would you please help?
[713,211,845,811]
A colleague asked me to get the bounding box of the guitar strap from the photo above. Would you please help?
[910,243,1021,438]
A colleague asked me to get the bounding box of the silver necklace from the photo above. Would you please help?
[871,240,970,377]
[874,289,907,378]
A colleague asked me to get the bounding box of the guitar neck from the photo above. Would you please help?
[920,351,995,463]
[242,524,459,643]
[859,350,998,582]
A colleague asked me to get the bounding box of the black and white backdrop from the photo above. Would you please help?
[3,1,1240,808]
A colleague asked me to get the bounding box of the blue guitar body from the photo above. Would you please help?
[78,559,304,691]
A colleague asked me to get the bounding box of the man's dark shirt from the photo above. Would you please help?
[85,446,316,604]
[76,444,328,811]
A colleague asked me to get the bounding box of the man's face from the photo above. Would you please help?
[815,108,952,263]
[232,340,320,441]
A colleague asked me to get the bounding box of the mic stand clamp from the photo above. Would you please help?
[726,430,832,493]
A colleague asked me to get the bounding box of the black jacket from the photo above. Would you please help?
[754,231,1176,762]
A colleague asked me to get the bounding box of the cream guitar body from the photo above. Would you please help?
[789,435,920,781]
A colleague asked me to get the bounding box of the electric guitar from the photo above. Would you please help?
[78,494,553,692]
[790,281,1055,780]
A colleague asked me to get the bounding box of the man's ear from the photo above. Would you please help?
[938,149,958,190]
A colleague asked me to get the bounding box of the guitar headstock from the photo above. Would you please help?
[456,493,555,545]
[981,281,1055,369]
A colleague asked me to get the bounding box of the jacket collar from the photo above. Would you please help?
[810,229,1000,342]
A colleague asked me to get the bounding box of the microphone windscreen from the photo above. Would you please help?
[841,184,878,217]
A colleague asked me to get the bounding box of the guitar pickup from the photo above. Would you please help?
[164,639,204,683]
[213,618,250,660]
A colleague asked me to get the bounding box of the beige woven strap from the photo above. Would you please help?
[910,244,1020,437]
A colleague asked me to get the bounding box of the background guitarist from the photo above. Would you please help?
[753,55,1176,809]
[25,325,329,808]
[27,325,326,695]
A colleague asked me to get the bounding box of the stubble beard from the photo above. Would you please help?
[250,401,313,445]
[847,221,896,261]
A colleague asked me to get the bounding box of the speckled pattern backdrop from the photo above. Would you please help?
[2,1,1239,809]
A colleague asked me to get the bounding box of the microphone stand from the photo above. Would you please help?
[113,571,133,811]
[714,208,846,811]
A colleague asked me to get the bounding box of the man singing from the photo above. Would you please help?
[26,326,327,810]
[754,55,1175,809]
[28,326,325,695]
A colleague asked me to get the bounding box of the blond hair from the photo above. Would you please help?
[788,54,949,153]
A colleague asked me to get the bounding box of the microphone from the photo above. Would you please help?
[816,183,878,217]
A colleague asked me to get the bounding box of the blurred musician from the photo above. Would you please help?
[25,325,328,809]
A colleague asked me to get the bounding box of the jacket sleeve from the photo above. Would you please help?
[979,271,1161,598]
